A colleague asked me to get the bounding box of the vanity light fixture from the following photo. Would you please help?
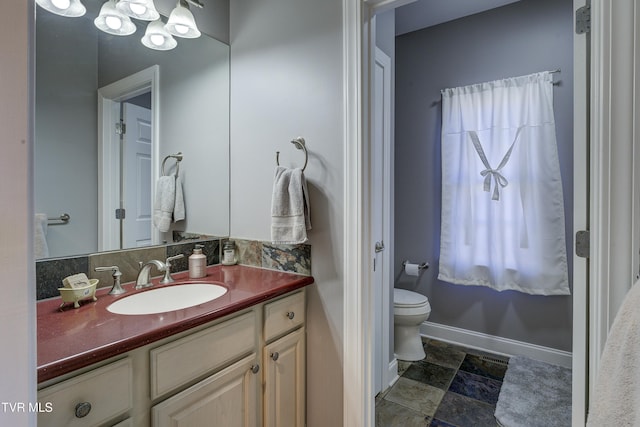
[116,0,160,21]
[94,0,137,36]
[165,0,202,39]
[35,0,86,17]
[141,19,177,51]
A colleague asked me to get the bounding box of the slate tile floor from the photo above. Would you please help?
[375,338,509,427]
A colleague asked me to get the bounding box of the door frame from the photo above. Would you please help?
[572,0,589,424]
[97,65,160,251]
[588,0,640,408]
[343,0,623,425]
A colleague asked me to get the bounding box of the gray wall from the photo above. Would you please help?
[230,0,345,424]
[394,0,574,351]
[35,9,99,257]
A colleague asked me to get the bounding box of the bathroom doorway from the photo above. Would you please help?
[365,0,589,424]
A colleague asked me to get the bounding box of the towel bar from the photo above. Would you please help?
[276,137,308,171]
[48,213,70,224]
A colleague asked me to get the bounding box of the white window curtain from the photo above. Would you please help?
[438,72,570,295]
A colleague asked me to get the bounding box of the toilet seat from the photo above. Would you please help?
[394,288,428,308]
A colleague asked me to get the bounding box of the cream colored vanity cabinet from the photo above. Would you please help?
[262,291,306,427]
[151,289,307,427]
[38,288,307,427]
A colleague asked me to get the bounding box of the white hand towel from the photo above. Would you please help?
[34,213,49,259]
[153,175,176,232]
[271,166,311,244]
[587,278,640,426]
[174,175,185,223]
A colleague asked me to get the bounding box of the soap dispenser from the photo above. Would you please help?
[189,244,207,279]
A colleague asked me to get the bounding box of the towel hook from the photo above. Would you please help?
[276,137,308,171]
[162,152,183,176]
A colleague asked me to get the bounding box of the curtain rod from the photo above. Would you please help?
[431,70,562,105]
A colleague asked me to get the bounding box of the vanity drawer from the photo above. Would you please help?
[38,358,132,427]
[264,291,305,342]
[150,311,256,399]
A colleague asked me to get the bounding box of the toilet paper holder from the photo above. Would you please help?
[402,260,429,271]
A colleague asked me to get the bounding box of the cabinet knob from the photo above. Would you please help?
[271,352,280,361]
[250,364,260,374]
[286,311,295,320]
[74,402,92,418]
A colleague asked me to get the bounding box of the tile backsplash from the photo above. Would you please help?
[36,238,311,300]
[234,239,311,276]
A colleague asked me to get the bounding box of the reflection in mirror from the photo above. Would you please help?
[34,1,229,259]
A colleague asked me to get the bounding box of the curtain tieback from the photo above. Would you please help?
[468,126,524,201]
[480,169,508,201]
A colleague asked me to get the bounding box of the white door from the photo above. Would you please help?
[372,47,393,396]
[122,102,153,248]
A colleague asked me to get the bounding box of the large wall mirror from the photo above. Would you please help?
[34,0,230,259]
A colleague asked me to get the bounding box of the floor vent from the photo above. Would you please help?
[479,355,509,366]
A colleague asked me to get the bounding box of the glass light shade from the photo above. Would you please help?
[165,1,201,39]
[94,0,136,36]
[116,0,160,21]
[36,0,86,17]
[141,20,178,51]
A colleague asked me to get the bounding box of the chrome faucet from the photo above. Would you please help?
[94,265,125,295]
[136,260,167,290]
[160,254,185,284]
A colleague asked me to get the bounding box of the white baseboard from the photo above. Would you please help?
[387,358,400,389]
[420,321,572,368]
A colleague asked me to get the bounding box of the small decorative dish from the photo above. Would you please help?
[58,279,99,309]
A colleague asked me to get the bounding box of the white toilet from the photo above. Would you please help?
[393,288,431,361]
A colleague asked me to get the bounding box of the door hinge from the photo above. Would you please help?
[576,5,591,34]
[115,208,126,220]
[576,230,590,258]
[115,120,126,135]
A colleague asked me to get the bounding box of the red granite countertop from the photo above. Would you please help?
[37,264,314,383]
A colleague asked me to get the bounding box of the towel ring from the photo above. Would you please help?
[276,137,308,171]
[162,152,183,176]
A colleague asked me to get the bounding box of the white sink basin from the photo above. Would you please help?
[107,283,228,315]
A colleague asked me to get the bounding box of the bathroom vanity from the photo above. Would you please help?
[37,265,312,426]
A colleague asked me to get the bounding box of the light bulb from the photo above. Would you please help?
[129,3,147,15]
[105,15,122,30]
[141,19,176,50]
[150,34,165,46]
[51,0,71,9]
[174,24,189,35]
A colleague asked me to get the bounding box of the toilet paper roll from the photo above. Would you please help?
[404,263,420,277]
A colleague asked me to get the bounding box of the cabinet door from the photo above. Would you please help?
[263,327,306,427]
[152,354,260,427]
